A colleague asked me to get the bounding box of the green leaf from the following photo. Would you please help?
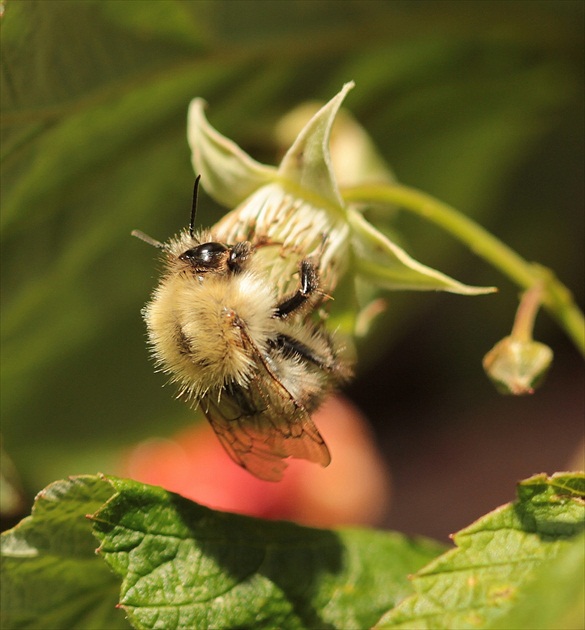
[0,476,129,629]
[92,476,443,630]
[2,475,443,630]
[4,473,583,629]
[487,532,585,630]
[375,472,585,629]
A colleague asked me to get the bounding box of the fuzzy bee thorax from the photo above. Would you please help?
[145,261,276,399]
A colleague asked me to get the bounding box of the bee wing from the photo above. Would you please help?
[201,372,331,482]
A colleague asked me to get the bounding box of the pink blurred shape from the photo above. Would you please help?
[122,396,391,528]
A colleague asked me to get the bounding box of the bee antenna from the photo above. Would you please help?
[189,175,202,238]
[131,230,166,249]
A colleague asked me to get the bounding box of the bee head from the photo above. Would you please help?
[176,176,253,273]
[179,240,253,273]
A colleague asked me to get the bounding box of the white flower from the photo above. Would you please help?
[187,82,493,335]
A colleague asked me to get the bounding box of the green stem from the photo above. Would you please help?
[342,183,585,357]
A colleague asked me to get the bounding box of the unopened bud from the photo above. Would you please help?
[483,336,553,395]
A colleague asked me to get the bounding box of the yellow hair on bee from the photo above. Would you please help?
[144,238,275,400]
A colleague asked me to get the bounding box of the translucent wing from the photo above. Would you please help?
[201,368,331,482]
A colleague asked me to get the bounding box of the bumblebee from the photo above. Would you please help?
[133,179,351,481]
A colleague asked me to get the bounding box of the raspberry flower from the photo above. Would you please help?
[188,82,493,337]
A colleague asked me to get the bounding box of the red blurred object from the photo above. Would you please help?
[121,395,391,528]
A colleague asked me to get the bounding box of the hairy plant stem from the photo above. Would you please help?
[342,183,585,357]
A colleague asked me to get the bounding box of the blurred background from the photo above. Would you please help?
[2,0,583,540]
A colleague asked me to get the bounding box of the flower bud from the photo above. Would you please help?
[483,336,553,395]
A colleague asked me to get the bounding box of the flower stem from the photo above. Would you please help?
[511,284,543,343]
[342,183,585,356]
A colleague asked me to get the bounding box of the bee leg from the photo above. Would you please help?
[269,333,332,370]
[274,259,319,318]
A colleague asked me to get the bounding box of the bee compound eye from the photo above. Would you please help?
[179,242,228,268]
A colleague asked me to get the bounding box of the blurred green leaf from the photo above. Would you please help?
[0,441,26,519]
[375,472,585,629]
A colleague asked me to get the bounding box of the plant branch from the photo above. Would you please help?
[342,183,585,356]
